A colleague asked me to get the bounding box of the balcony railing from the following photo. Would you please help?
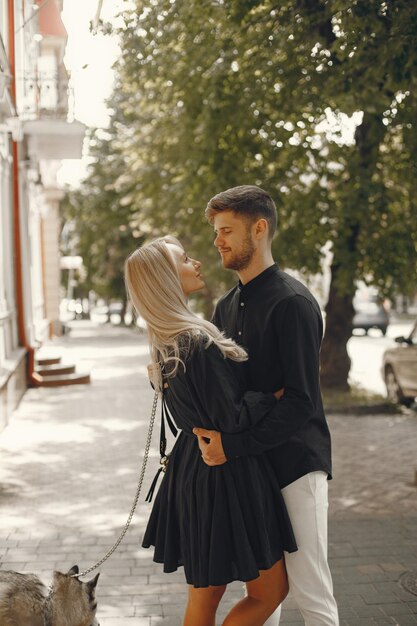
[17,71,74,121]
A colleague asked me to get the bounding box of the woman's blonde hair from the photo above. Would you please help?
[124,236,247,389]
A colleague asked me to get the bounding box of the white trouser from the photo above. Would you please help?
[265,471,339,626]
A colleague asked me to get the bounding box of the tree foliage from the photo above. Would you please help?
[63,0,417,386]
[61,125,145,304]
[113,0,416,293]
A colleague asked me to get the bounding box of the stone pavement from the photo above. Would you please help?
[0,322,416,626]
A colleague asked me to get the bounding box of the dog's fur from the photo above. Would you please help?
[0,565,99,626]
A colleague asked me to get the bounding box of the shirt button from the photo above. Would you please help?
[240,302,245,307]
[238,331,242,336]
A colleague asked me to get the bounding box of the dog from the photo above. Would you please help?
[0,565,100,626]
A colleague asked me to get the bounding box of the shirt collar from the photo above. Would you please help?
[238,263,279,297]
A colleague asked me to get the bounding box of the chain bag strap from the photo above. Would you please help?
[145,388,178,503]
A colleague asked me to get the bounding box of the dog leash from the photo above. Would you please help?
[70,390,160,579]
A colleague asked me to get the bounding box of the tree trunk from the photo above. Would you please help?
[320,263,355,391]
[199,284,218,321]
[321,112,385,390]
[120,298,128,326]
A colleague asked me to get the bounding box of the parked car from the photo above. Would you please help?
[382,321,417,406]
[353,294,390,335]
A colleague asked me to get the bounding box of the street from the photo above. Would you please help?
[0,322,416,625]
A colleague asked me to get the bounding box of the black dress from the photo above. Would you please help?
[142,337,297,588]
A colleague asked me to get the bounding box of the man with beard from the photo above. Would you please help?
[193,185,339,626]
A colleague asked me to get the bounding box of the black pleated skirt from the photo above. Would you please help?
[142,432,297,588]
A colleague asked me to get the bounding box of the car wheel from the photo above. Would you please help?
[380,326,387,336]
[385,366,413,406]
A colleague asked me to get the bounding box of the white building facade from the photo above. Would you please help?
[0,0,85,430]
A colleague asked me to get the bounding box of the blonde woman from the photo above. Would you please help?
[125,237,297,626]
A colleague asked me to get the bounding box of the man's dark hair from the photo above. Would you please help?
[205,185,277,239]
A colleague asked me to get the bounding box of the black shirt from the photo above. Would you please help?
[212,263,332,489]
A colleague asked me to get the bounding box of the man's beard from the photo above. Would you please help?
[223,232,256,271]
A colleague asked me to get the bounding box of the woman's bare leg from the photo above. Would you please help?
[183,583,227,626]
[222,558,288,626]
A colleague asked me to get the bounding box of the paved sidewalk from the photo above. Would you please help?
[0,322,416,625]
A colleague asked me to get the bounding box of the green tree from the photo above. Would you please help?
[65,0,417,387]
[61,125,145,318]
